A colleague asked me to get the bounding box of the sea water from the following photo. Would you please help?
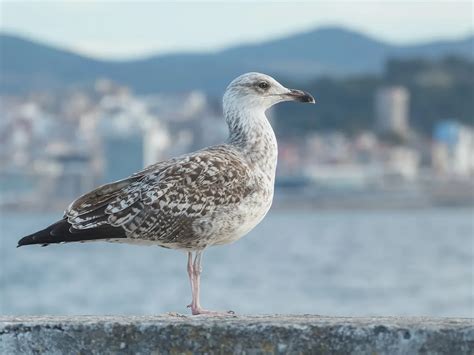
[1,208,473,317]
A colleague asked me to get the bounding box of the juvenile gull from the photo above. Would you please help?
[18,73,315,315]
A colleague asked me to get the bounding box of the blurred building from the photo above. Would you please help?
[145,91,226,153]
[95,88,223,180]
[374,86,410,138]
[432,121,474,177]
[95,85,166,181]
[382,146,420,181]
[143,120,171,167]
[35,144,100,205]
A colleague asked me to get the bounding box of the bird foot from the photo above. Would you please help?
[187,304,235,316]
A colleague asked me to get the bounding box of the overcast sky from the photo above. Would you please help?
[1,1,472,60]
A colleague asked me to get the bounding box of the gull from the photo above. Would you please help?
[18,73,315,315]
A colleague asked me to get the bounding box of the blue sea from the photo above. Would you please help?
[1,208,473,317]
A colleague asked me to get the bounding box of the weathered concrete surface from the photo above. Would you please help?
[1,315,473,354]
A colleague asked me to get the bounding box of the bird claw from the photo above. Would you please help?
[194,310,236,316]
[186,305,236,316]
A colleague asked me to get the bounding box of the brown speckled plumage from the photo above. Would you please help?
[65,146,260,250]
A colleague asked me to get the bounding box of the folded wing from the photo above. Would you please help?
[18,146,254,248]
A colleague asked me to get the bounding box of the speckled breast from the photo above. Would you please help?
[192,182,274,249]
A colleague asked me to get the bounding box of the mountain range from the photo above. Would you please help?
[1,26,472,95]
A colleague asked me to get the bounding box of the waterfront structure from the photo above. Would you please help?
[374,86,410,138]
[143,120,171,167]
[432,121,474,177]
[36,146,99,204]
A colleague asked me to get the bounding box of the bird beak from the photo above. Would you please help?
[284,89,316,104]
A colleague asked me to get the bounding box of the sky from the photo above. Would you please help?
[0,0,472,60]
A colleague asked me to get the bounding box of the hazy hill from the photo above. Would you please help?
[1,27,472,94]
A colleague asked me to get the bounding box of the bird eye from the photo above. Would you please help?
[258,81,269,89]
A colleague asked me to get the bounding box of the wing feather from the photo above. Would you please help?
[62,146,255,247]
[65,177,139,218]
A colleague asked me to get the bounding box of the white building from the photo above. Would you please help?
[382,146,420,181]
[143,120,171,167]
[432,121,474,177]
[375,86,410,137]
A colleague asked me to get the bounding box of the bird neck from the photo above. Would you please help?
[225,105,278,180]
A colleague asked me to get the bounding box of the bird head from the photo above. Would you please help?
[223,72,315,113]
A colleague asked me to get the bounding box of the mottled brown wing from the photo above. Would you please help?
[64,159,175,229]
[65,177,139,220]
[105,147,255,242]
[66,146,255,245]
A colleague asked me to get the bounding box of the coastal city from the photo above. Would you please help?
[1,77,473,210]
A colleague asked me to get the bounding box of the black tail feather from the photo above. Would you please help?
[17,219,126,247]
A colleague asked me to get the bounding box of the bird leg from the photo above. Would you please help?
[186,251,234,316]
[186,252,195,309]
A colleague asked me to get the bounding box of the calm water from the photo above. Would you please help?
[1,208,473,317]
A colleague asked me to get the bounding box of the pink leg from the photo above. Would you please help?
[186,252,195,309]
[186,251,235,316]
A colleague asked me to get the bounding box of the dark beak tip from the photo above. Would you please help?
[305,95,316,104]
[289,89,316,104]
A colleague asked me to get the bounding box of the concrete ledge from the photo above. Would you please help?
[1,315,473,354]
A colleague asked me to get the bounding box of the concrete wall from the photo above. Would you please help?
[1,315,473,354]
